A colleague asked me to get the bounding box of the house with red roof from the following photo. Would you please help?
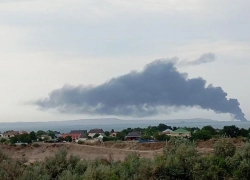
[61,131,88,142]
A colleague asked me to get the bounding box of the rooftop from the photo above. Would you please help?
[163,129,173,133]
[126,132,141,137]
[174,128,190,133]
[89,129,104,134]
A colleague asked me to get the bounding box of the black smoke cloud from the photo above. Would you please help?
[35,59,247,121]
[179,52,216,66]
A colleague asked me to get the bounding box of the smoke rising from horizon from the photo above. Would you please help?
[178,52,216,66]
[35,58,247,121]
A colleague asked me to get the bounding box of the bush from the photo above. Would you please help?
[32,143,40,147]
[193,130,212,141]
[77,140,84,144]
[1,137,250,180]
[21,143,27,147]
[214,138,236,158]
[0,138,7,144]
[103,136,117,142]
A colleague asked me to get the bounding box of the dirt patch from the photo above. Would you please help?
[196,138,244,149]
[0,142,163,162]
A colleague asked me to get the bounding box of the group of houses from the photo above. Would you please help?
[0,130,30,139]
[61,129,105,142]
[125,128,191,141]
[0,128,191,143]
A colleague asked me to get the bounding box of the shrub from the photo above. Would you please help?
[32,143,40,147]
[1,137,250,180]
[77,140,84,144]
[193,130,212,141]
[0,138,7,144]
[214,138,236,158]
[21,143,27,147]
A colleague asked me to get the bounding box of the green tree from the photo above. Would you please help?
[141,135,152,140]
[202,125,217,135]
[116,132,125,140]
[214,138,236,158]
[58,137,65,142]
[222,125,240,138]
[93,133,100,138]
[47,130,55,139]
[29,131,37,141]
[36,130,46,137]
[230,143,250,179]
[157,123,172,131]
[154,134,170,141]
[193,130,212,141]
[239,128,249,137]
[19,133,32,144]
[0,138,7,144]
[104,131,110,136]
[65,136,72,142]
[9,136,18,144]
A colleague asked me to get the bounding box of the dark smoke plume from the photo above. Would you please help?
[35,59,247,121]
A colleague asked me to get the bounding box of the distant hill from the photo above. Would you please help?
[0,118,248,133]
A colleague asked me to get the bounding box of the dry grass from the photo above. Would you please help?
[0,138,244,162]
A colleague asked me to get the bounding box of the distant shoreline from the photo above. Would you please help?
[0,118,249,133]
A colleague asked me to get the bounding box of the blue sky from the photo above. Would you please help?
[0,0,249,122]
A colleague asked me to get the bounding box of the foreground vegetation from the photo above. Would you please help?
[1,137,250,180]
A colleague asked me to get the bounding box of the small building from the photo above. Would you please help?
[170,128,191,137]
[125,132,141,141]
[61,132,87,142]
[162,129,173,135]
[70,130,87,134]
[110,132,117,137]
[88,129,104,138]
[3,131,19,138]
[55,133,61,138]
[19,130,30,135]
[41,135,52,140]
[70,130,87,139]
[96,135,104,141]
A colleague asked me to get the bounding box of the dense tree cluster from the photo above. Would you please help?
[191,125,250,141]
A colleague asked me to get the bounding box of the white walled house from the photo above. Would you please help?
[88,129,105,138]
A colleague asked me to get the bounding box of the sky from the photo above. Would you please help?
[0,0,250,122]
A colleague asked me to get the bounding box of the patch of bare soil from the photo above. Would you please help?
[196,138,244,149]
[0,142,163,162]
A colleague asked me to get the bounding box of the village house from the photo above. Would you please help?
[88,129,104,138]
[54,131,61,138]
[70,130,87,136]
[161,129,173,135]
[61,131,88,142]
[125,132,141,141]
[41,135,52,140]
[3,130,19,138]
[110,132,117,137]
[70,130,88,142]
[19,130,30,135]
[164,128,191,137]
